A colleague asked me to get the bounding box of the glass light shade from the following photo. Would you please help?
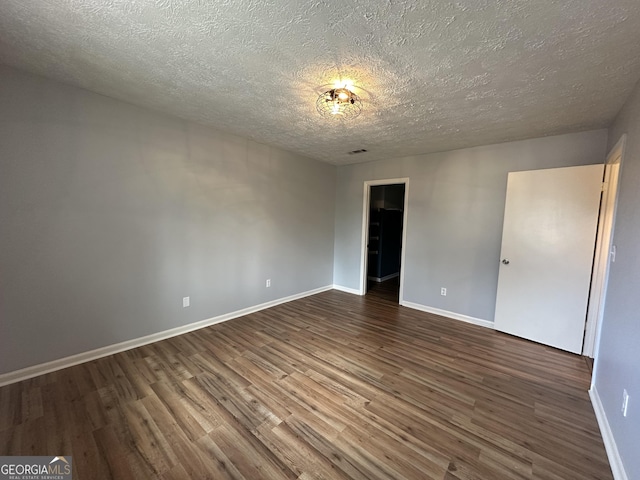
[316,87,362,119]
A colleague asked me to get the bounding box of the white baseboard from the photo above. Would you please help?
[332,284,363,295]
[400,301,494,329]
[0,285,333,387]
[589,386,628,480]
[367,273,399,283]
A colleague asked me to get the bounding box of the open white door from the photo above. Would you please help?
[494,164,603,354]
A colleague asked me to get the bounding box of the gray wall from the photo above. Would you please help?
[595,79,640,480]
[0,65,336,374]
[334,130,608,321]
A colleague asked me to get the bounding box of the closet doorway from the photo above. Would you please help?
[360,179,409,303]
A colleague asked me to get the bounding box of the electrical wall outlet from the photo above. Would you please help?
[441,287,447,296]
[266,279,271,288]
[622,389,630,417]
[182,296,190,308]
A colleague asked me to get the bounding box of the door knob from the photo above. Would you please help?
[502,259,510,265]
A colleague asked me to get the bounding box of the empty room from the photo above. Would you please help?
[1,1,639,479]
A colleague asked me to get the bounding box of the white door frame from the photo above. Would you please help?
[359,178,410,302]
[583,134,626,357]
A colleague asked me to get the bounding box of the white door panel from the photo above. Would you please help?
[494,164,603,354]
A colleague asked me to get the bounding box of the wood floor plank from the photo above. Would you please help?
[20,386,43,423]
[19,416,47,456]
[338,423,447,480]
[0,383,21,430]
[70,431,113,480]
[208,425,297,480]
[150,381,208,441]
[121,400,179,477]
[193,435,248,480]
[142,394,227,480]
[254,421,351,480]
[0,288,612,479]
[283,413,388,480]
[91,425,138,480]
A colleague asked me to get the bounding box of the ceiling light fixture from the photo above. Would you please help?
[316,86,362,119]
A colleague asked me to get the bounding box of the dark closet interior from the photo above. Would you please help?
[367,184,405,300]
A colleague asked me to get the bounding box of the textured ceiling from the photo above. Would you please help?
[1,1,640,165]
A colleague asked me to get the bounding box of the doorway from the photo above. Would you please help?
[584,134,626,358]
[360,179,409,303]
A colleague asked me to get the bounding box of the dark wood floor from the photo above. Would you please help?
[0,290,611,479]
[367,276,400,303]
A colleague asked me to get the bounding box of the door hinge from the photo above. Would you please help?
[601,182,607,192]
